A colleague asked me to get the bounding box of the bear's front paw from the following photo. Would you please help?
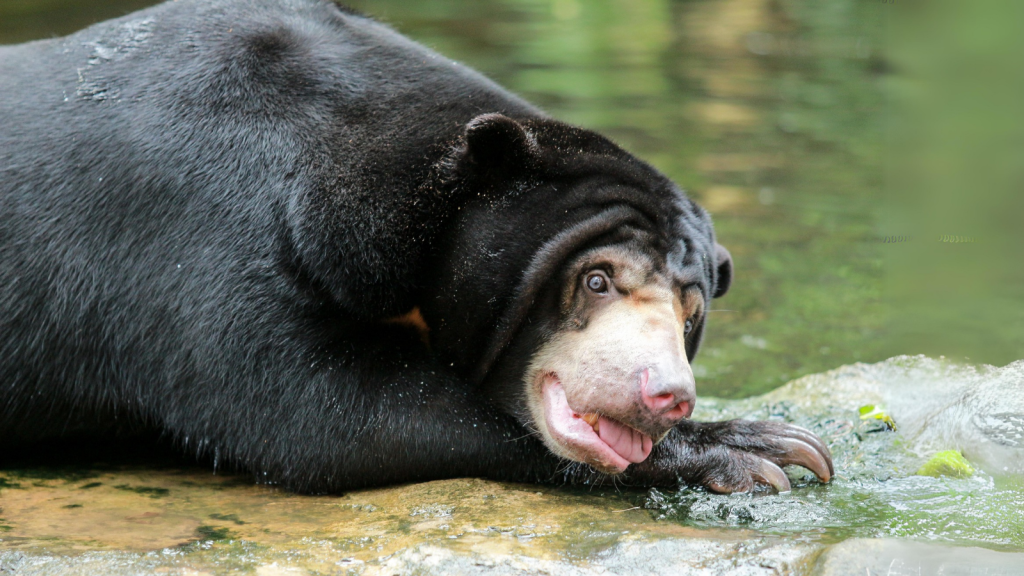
[675,419,833,493]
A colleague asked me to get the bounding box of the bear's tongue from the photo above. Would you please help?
[595,415,652,464]
[541,378,652,471]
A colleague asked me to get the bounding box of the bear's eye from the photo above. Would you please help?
[684,319,694,334]
[584,271,609,294]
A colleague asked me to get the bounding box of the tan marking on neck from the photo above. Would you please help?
[385,307,430,346]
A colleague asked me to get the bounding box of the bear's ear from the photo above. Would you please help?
[461,113,537,179]
[713,243,733,299]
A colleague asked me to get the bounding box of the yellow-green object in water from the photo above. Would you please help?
[858,404,897,431]
[917,450,975,478]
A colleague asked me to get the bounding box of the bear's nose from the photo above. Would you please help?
[639,366,696,422]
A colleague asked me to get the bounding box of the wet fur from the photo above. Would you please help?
[0,0,829,493]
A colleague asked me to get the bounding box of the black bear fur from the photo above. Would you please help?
[0,0,832,493]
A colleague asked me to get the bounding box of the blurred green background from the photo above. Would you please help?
[1,0,1020,397]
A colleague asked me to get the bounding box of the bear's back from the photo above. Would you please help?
[0,0,540,435]
[0,0,537,180]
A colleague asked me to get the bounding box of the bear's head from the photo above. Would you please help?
[422,114,732,474]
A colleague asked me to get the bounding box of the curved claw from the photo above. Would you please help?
[706,455,791,494]
[707,478,750,494]
[776,437,832,483]
[674,420,835,494]
[778,424,834,476]
[753,458,791,492]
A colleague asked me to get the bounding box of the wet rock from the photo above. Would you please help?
[756,356,1024,476]
[0,470,823,575]
[1,356,1022,575]
[815,539,1024,576]
[378,537,817,576]
[648,356,1024,552]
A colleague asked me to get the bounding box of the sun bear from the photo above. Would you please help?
[0,0,831,493]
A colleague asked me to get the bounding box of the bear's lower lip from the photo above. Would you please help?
[541,377,653,473]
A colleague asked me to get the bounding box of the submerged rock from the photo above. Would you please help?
[0,356,1021,575]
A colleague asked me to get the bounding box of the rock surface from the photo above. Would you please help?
[753,355,1024,476]
[815,539,1024,576]
[1,356,1022,575]
[0,472,820,575]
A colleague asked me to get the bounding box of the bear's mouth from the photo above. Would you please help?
[540,377,653,473]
